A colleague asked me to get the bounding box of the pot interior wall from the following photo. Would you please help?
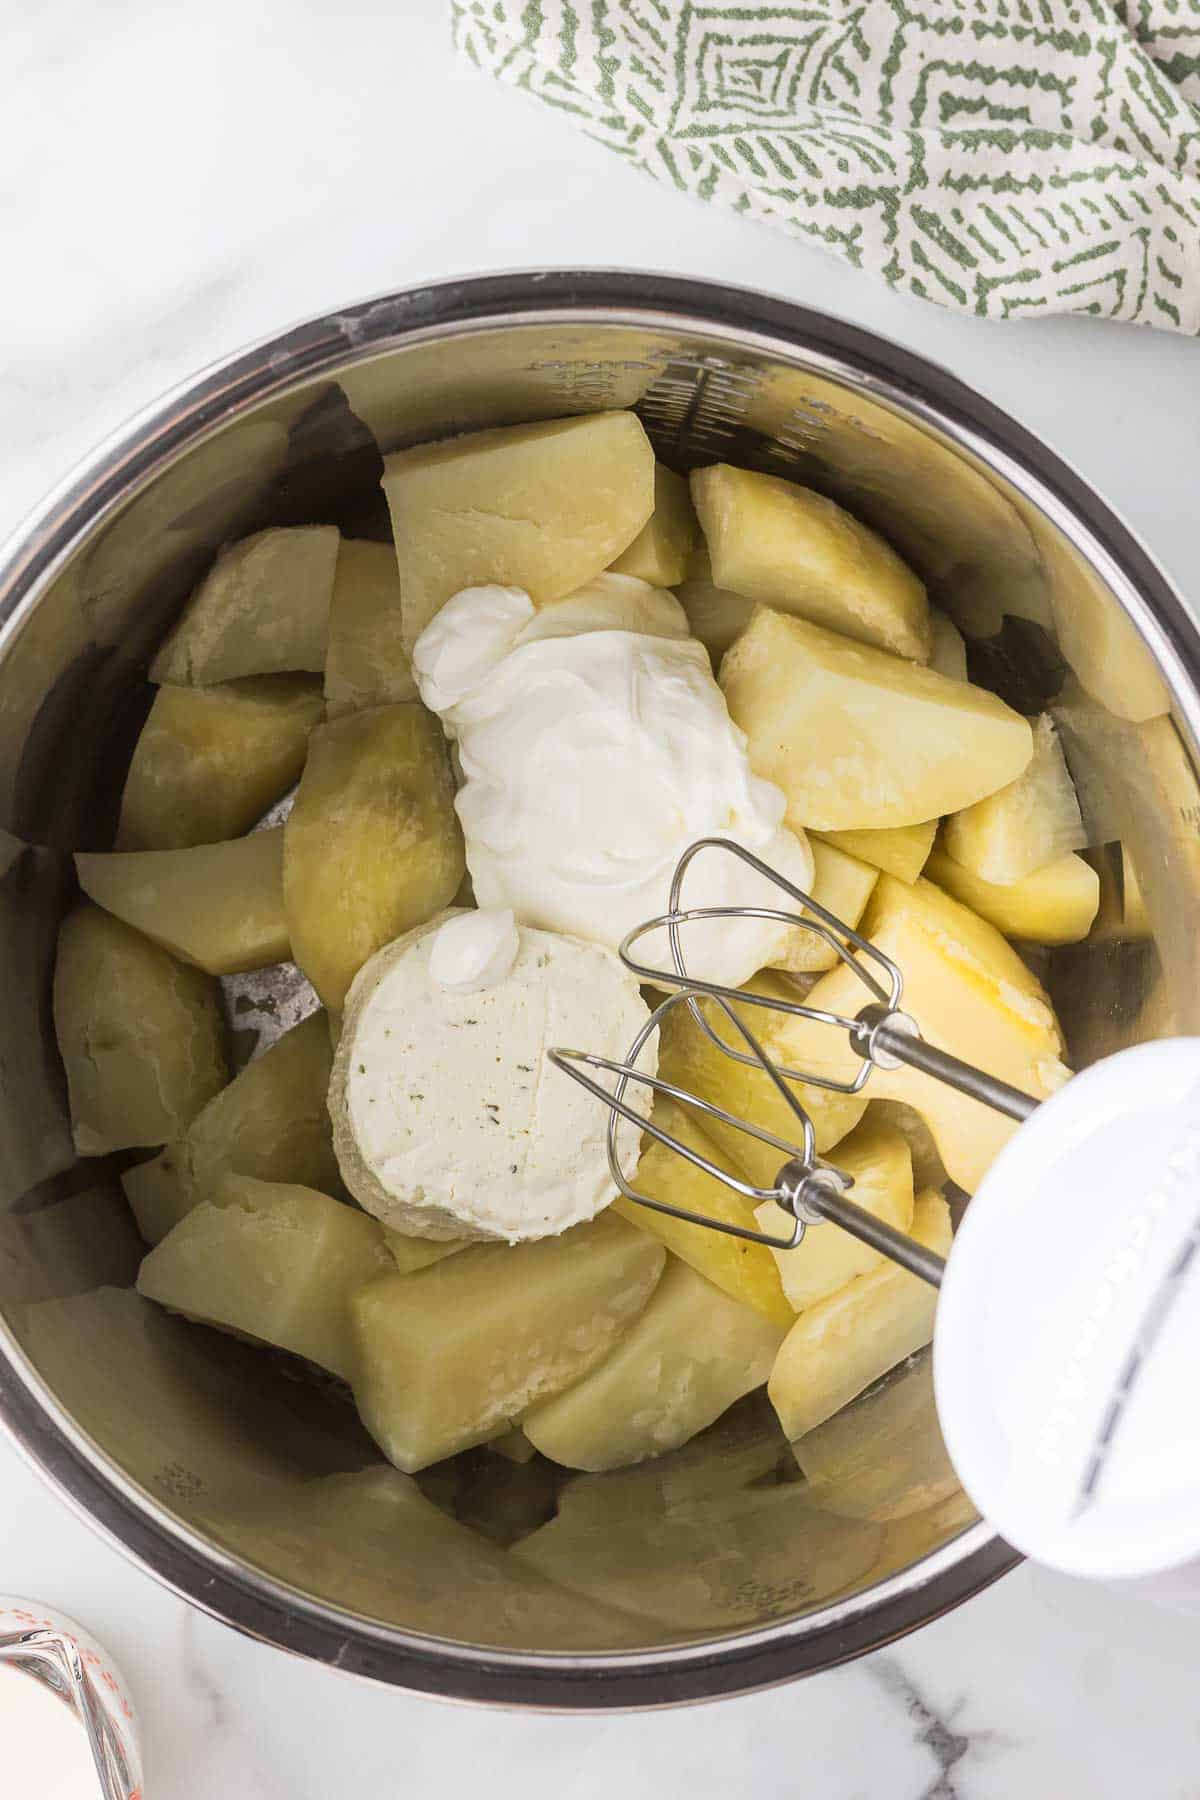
[1,314,1198,1658]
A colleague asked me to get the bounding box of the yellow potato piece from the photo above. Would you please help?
[614,1095,793,1327]
[654,975,869,1191]
[53,904,227,1155]
[381,1227,468,1276]
[797,876,1069,1191]
[944,714,1085,884]
[150,526,340,684]
[926,845,1099,946]
[927,610,968,681]
[869,1099,948,1191]
[523,1257,785,1472]
[381,412,655,652]
[608,465,698,587]
[76,829,289,977]
[691,464,931,661]
[770,837,877,974]
[120,1010,338,1244]
[814,820,938,884]
[323,538,417,717]
[137,1174,393,1380]
[116,675,323,850]
[283,704,464,1011]
[792,1356,961,1523]
[348,1211,665,1472]
[756,1116,914,1312]
[768,1190,952,1441]
[488,1428,537,1465]
[723,608,1033,831]
[674,547,755,664]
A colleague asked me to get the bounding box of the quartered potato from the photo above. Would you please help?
[283,704,464,1012]
[943,714,1086,884]
[756,1116,914,1312]
[117,675,323,850]
[348,1211,665,1471]
[769,837,877,974]
[150,526,340,684]
[76,829,289,977]
[136,1174,393,1380]
[121,1010,338,1245]
[814,820,938,884]
[691,464,931,661]
[381,1227,468,1275]
[608,465,698,587]
[523,1257,785,1471]
[768,1190,952,1441]
[926,844,1099,945]
[53,904,226,1155]
[323,538,417,717]
[674,548,755,663]
[614,1095,794,1327]
[722,608,1033,831]
[927,610,968,682]
[381,412,655,652]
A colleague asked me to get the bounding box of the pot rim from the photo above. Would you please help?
[2,269,1196,1705]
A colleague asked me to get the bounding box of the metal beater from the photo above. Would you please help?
[550,837,1042,1290]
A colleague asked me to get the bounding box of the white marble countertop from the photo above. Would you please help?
[3,1,1200,1792]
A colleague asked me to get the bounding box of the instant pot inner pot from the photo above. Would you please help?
[2,312,1198,1663]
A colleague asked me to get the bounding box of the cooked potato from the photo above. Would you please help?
[691,464,931,661]
[674,548,755,663]
[869,1099,947,1191]
[136,1174,392,1379]
[928,610,968,681]
[523,1257,785,1471]
[348,1211,665,1471]
[76,829,289,977]
[944,714,1085,884]
[756,1116,914,1312]
[381,1227,468,1275]
[614,1095,793,1327]
[121,1010,337,1244]
[488,1428,537,1465]
[768,1190,951,1441]
[722,609,1033,831]
[655,975,869,1191]
[814,821,938,884]
[53,904,226,1155]
[323,538,417,717]
[117,675,323,850]
[283,705,463,1011]
[770,837,877,974]
[796,876,1070,1191]
[150,526,340,684]
[382,412,655,652]
[926,844,1099,945]
[608,465,698,587]
[791,1356,960,1522]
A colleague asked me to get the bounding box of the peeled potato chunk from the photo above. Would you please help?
[691,464,931,661]
[137,1174,392,1380]
[323,538,417,717]
[722,608,1033,831]
[348,1211,665,1472]
[117,675,323,850]
[926,845,1099,946]
[53,904,226,1155]
[614,1096,794,1327]
[283,704,464,1011]
[796,876,1069,1191]
[121,1010,337,1244]
[150,526,340,685]
[381,412,655,652]
[381,1228,468,1275]
[608,465,698,587]
[928,610,968,681]
[674,548,755,663]
[756,1116,914,1312]
[814,821,937,884]
[770,837,877,974]
[944,714,1085,884]
[76,829,289,977]
[768,1190,952,1441]
[655,976,869,1192]
[523,1257,785,1471]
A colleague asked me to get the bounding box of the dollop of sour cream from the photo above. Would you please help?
[428,907,520,993]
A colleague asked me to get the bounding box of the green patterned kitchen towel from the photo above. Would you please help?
[451,2,1200,333]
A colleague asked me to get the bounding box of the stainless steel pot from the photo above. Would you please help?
[2,272,1198,1707]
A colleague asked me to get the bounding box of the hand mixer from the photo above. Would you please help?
[551,838,1200,1594]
